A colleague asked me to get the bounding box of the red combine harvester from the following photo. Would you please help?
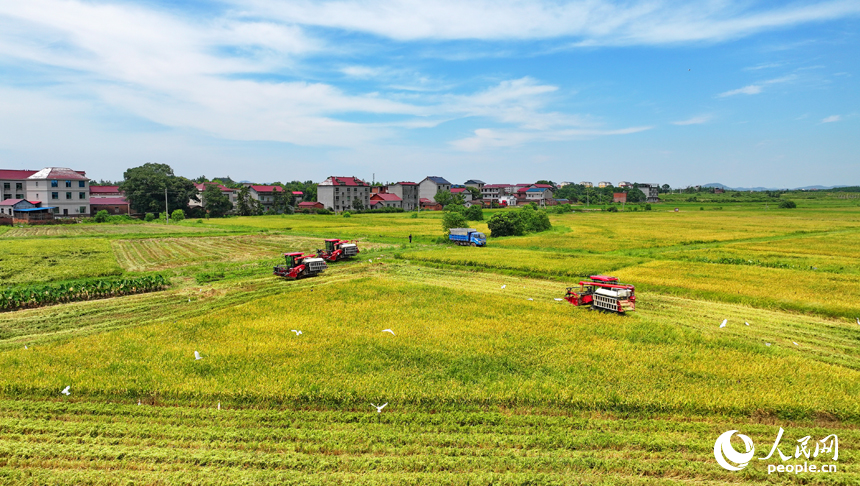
[564,275,636,313]
[273,252,328,279]
[316,239,360,262]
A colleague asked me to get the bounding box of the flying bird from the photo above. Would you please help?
[527,298,533,301]
[291,330,302,336]
[793,342,799,346]
[194,351,202,360]
[720,319,727,328]
[501,285,506,289]
[745,322,750,326]
[371,402,388,413]
[61,386,70,396]
[382,329,395,335]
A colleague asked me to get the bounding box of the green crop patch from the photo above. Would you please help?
[0,238,122,286]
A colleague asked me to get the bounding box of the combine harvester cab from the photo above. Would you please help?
[317,239,360,262]
[273,252,328,279]
[449,228,487,247]
[564,275,636,314]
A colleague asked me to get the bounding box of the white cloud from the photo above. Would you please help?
[235,0,860,45]
[821,115,842,123]
[671,115,712,125]
[450,125,652,151]
[719,85,763,97]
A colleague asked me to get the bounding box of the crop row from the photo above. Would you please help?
[0,275,169,312]
[2,399,855,485]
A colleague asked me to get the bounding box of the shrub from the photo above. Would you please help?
[645,204,652,211]
[606,206,618,212]
[315,208,333,215]
[94,210,109,223]
[343,211,352,218]
[779,200,797,209]
[171,209,185,222]
[411,212,419,219]
[144,213,155,222]
[442,211,468,233]
[487,211,523,237]
[465,205,483,221]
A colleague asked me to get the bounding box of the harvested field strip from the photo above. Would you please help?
[0,224,219,238]
[112,235,387,272]
[0,400,856,485]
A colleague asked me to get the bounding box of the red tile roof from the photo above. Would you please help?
[291,191,303,195]
[250,185,283,193]
[89,186,121,194]
[298,201,323,207]
[370,193,402,201]
[29,167,88,180]
[450,187,467,193]
[483,184,511,188]
[90,197,129,205]
[195,182,232,192]
[325,176,367,186]
[0,199,26,206]
[0,170,38,180]
[532,184,554,188]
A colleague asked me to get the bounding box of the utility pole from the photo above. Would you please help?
[165,187,169,224]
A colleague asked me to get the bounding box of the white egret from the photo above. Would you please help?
[371,402,388,413]
[194,351,202,360]
[61,386,70,396]
[382,329,395,335]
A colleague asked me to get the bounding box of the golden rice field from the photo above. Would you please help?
[1,202,860,484]
[0,222,219,238]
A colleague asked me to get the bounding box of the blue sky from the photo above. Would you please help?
[0,0,857,187]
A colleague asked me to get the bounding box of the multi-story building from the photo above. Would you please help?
[418,176,451,201]
[1,167,90,217]
[387,182,419,211]
[464,179,486,190]
[248,185,284,212]
[598,181,613,188]
[317,176,370,211]
[580,181,593,188]
[639,183,661,203]
[450,187,473,202]
[191,182,237,212]
[480,184,512,202]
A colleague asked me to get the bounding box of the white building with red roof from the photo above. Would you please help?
[1,167,90,217]
[248,185,284,212]
[191,182,237,212]
[369,192,402,209]
[317,176,370,212]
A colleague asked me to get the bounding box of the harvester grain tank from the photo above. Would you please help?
[273,252,328,279]
[449,228,487,247]
[564,275,635,313]
[316,239,360,262]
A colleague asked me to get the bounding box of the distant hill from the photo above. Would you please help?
[702,183,850,191]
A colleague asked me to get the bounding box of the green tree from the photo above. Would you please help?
[487,211,524,237]
[202,184,232,217]
[626,187,646,203]
[120,163,199,215]
[442,211,468,233]
[170,209,185,222]
[352,197,365,211]
[435,190,464,207]
[93,210,109,223]
[779,200,797,209]
[236,186,253,216]
[465,187,481,200]
[144,213,155,222]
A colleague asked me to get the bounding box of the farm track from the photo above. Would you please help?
[1,399,856,485]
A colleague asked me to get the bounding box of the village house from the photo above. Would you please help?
[418,176,451,201]
[480,184,513,202]
[386,182,419,211]
[247,185,284,212]
[90,197,131,216]
[298,201,324,211]
[640,183,661,203]
[617,181,632,188]
[580,181,593,188]
[369,193,402,209]
[613,193,627,203]
[1,167,90,217]
[89,185,123,198]
[317,176,370,212]
[0,199,56,225]
[598,181,613,188]
[464,179,485,190]
[525,187,553,205]
[419,198,443,211]
[450,187,473,202]
[190,182,237,212]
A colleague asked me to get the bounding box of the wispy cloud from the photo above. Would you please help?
[237,0,860,46]
[671,115,712,125]
[719,85,763,97]
[450,125,653,151]
[718,74,796,97]
[821,115,841,123]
